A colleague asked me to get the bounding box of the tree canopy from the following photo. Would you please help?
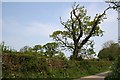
[50,3,108,60]
[50,2,120,60]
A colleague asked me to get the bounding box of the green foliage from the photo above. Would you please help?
[105,55,120,80]
[2,53,48,78]
[50,3,106,60]
[32,45,42,53]
[3,53,112,79]
[18,42,64,59]
[53,52,67,61]
[42,42,61,58]
[98,41,120,61]
[20,46,32,53]
[0,42,17,53]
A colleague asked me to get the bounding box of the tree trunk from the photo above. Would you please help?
[70,46,79,60]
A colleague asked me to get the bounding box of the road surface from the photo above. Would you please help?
[74,71,111,80]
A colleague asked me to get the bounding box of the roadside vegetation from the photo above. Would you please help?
[1,41,112,79]
[104,44,120,80]
[2,51,112,79]
[1,2,120,79]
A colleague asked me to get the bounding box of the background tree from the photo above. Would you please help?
[98,41,120,61]
[1,42,16,53]
[42,42,61,58]
[20,46,32,53]
[1,42,8,53]
[1,42,5,52]
[102,40,114,48]
[32,45,42,53]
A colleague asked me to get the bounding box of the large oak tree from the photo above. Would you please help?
[50,2,120,60]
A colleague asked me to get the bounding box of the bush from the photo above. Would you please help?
[105,55,120,80]
[2,53,48,78]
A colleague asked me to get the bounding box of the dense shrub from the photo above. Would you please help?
[2,53,48,78]
[105,55,120,80]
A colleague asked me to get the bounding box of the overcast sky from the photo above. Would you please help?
[2,2,118,57]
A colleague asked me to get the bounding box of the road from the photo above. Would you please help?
[74,71,111,80]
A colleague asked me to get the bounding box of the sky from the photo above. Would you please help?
[2,2,118,57]
[118,5,120,43]
[0,2,2,43]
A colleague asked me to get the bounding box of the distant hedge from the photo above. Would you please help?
[2,53,112,78]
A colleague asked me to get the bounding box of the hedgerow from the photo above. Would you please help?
[2,53,112,79]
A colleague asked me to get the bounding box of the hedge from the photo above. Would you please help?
[2,53,112,78]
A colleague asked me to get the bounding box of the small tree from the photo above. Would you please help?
[42,42,61,58]
[32,45,42,53]
[20,46,32,53]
